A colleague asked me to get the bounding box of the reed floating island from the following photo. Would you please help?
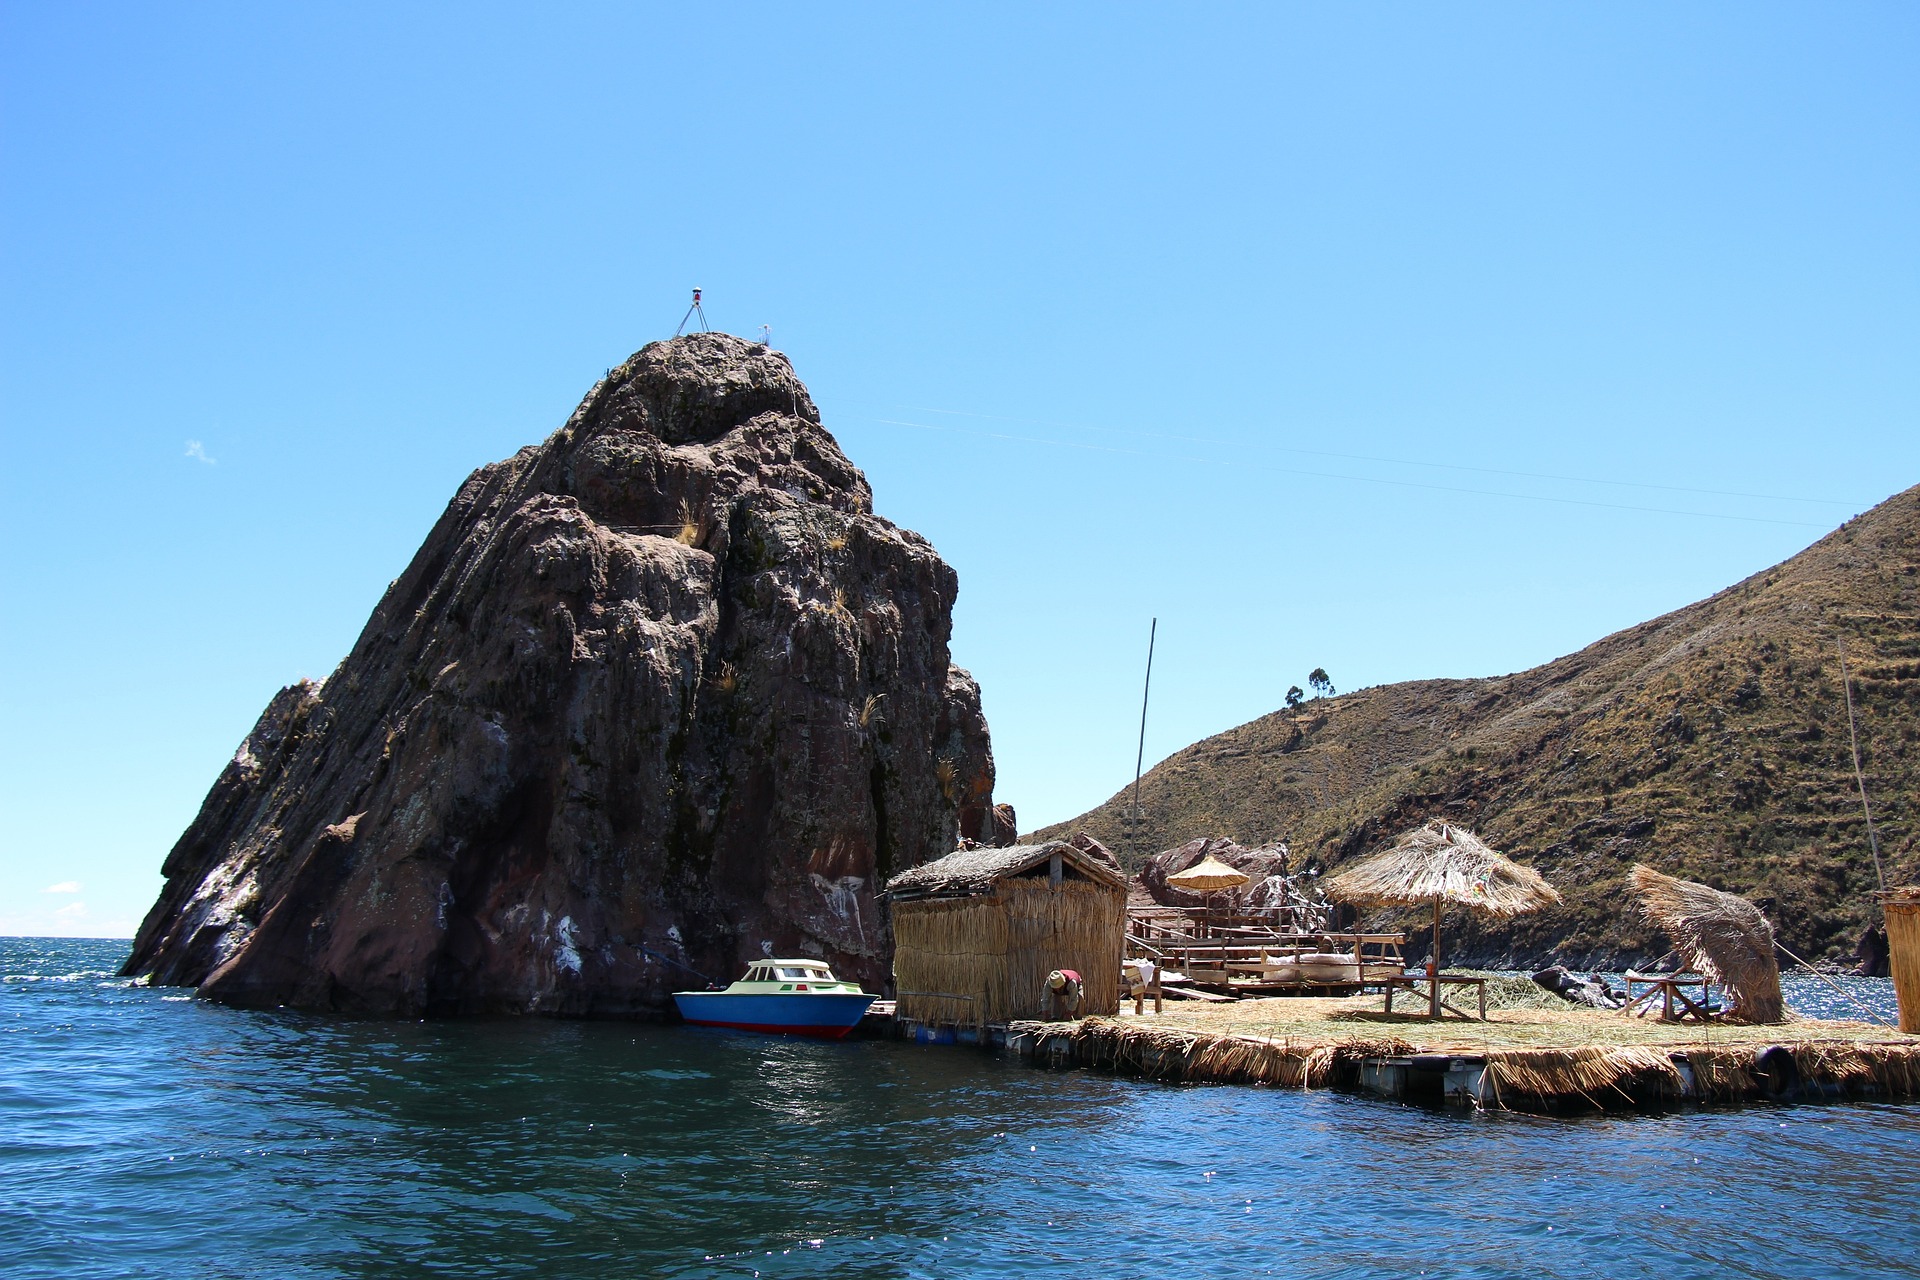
[1004,987,1918,1110]
[878,821,1918,1111]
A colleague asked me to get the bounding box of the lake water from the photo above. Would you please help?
[5,938,1917,1279]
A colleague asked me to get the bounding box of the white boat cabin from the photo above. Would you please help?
[737,959,857,991]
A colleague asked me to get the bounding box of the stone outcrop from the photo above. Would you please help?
[123,334,997,1015]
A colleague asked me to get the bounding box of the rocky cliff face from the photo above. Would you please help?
[124,334,999,1014]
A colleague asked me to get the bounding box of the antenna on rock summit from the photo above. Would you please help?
[675,288,709,336]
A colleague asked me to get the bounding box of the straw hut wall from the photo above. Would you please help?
[887,841,1126,1025]
[1882,886,1920,1034]
[1628,864,1784,1025]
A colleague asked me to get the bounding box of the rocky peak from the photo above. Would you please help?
[124,333,997,1015]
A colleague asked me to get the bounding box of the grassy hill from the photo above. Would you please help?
[1034,485,1920,968]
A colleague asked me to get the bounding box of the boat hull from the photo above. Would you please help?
[672,991,876,1039]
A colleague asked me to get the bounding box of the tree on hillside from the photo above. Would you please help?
[1308,668,1335,698]
[1285,685,1304,712]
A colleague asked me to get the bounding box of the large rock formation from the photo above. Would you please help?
[124,334,999,1015]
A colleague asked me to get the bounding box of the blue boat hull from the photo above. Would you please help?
[672,991,876,1038]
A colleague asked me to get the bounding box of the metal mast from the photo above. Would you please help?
[1130,618,1157,857]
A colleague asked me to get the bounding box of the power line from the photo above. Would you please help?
[868,415,1836,529]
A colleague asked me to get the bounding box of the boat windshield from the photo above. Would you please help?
[774,966,830,980]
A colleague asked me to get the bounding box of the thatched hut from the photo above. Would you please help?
[1628,865,1784,1024]
[886,840,1126,1025]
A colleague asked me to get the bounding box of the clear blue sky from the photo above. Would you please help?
[3,4,1915,936]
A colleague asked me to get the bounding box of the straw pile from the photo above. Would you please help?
[1628,864,1784,1024]
[1325,821,1561,916]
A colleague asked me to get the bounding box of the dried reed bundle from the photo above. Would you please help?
[1789,1040,1920,1095]
[1628,864,1784,1024]
[1065,1019,1419,1090]
[1483,1045,1684,1105]
[1681,1046,1760,1102]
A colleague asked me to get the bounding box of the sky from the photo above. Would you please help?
[2,3,1916,937]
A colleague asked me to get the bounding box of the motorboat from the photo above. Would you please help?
[672,958,876,1038]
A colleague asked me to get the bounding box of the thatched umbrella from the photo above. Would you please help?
[1325,821,1561,1017]
[1168,855,1250,935]
[1167,855,1251,892]
[1628,865,1784,1024]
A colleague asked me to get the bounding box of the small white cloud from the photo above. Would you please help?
[43,881,82,894]
[185,439,216,465]
[54,901,89,919]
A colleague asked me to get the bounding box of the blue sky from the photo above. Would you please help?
[3,3,1915,936]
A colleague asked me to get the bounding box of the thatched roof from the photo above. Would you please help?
[885,840,1126,900]
[1324,821,1561,917]
[1166,855,1250,891]
[1628,864,1784,1024]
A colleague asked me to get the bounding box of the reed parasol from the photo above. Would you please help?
[1167,854,1251,937]
[1167,855,1251,892]
[1325,821,1561,1017]
[1627,865,1784,1024]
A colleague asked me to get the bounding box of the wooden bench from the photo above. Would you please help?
[1622,971,1721,1022]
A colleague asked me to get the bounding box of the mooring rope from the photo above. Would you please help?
[1772,938,1895,1029]
[638,944,723,990]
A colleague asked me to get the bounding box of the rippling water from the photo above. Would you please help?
[5,938,1917,1279]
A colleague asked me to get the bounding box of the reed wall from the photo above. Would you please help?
[1886,900,1920,1035]
[893,877,1123,1024]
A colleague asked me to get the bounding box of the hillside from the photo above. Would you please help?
[1036,485,1920,968]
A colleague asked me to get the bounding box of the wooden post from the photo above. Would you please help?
[1429,901,1443,1020]
[1153,962,1163,1014]
[1049,851,1062,888]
